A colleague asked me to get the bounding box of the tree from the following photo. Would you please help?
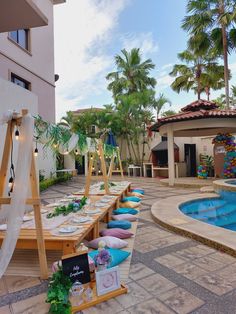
[170,50,226,99]
[153,93,172,119]
[106,48,156,101]
[161,110,178,117]
[182,0,236,108]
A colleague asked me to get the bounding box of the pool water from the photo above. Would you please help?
[180,194,236,232]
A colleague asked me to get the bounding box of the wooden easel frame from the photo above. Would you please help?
[0,109,48,279]
[84,140,110,196]
[108,148,124,178]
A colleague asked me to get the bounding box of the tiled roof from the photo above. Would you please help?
[150,100,236,132]
[181,99,218,112]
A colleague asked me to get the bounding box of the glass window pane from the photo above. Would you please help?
[9,31,18,42]
[18,29,27,49]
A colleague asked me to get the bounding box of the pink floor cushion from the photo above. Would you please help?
[88,236,128,249]
[112,214,137,222]
[99,228,133,239]
[120,201,139,208]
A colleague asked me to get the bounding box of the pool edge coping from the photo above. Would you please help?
[151,193,236,257]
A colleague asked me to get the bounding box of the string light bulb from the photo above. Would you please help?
[64,149,69,155]
[15,129,19,140]
[34,138,38,157]
[75,149,79,155]
[8,177,13,188]
[34,147,38,157]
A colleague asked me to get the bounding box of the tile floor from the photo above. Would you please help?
[1,176,236,313]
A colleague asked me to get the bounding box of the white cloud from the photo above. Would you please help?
[161,63,173,70]
[156,73,174,91]
[120,32,159,57]
[54,0,130,120]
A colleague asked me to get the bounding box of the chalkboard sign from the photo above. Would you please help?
[62,252,91,284]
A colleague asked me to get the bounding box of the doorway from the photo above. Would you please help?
[75,156,85,175]
[184,144,197,176]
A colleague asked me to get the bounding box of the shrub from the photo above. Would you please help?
[40,174,72,192]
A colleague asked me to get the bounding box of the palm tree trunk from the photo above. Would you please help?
[220,0,230,109]
[130,140,139,164]
[126,137,133,161]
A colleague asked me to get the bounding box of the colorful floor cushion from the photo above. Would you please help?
[112,214,137,222]
[120,201,139,208]
[99,228,133,239]
[121,196,141,203]
[132,189,144,195]
[107,220,131,230]
[88,236,128,249]
[129,192,144,198]
[113,208,138,215]
[89,248,130,268]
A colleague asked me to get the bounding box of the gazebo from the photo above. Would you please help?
[150,99,236,186]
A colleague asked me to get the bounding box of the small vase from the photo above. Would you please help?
[97,263,107,271]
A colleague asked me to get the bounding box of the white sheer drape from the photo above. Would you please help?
[0,113,34,278]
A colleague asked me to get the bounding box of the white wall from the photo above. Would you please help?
[0,78,56,181]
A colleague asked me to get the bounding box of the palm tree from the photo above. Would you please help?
[182,0,236,108]
[169,50,226,99]
[106,48,156,101]
[153,93,172,119]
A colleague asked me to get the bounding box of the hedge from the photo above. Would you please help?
[40,174,72,192]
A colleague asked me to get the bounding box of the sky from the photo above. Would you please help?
[54,0,236,121]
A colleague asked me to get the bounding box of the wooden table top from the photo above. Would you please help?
[0,195,118,243]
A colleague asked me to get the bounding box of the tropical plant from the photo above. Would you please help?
[106,48,156,101]
[161,110,178,117]
[182,0,236,108]
[170,49,226,99]
[153,93,172,119]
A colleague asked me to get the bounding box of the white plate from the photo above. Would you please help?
[100,199,111,203]
[95,202,107,207]
[45,203,61,208]
[84,209,101,215]
[41,208,48,214]
[59,226,77,234]
[70,217,92,224]
[0,224,7,231]
[23,216,33,222]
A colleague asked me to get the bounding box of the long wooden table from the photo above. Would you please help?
[0,195,118,255]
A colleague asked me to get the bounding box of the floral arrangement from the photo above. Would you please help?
[47,196,87,218]
[213,133,236,178]
[94,241,112,267]
[46,266,72,314]
[100,182,116,190]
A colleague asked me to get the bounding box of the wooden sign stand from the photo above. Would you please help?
[108,148,124,178]
[84,140,110,196]
[0,109,48,279]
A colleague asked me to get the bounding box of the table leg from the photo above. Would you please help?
[92,222,99,239]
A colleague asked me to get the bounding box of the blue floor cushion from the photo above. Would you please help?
[113,208,138,215]
[89,248,130,268]
[132,189,144,195]
[107,220,131,230]
[121,196,141,203]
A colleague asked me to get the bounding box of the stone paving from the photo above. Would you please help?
[1,176,236,313]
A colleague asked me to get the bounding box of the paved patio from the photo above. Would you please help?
[1,176,236,313]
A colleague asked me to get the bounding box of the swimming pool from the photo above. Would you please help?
[180,195,236,232]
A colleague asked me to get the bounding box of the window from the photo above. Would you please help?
[11,74,30,90]
[90,125,96,134]
[9,29,29,50]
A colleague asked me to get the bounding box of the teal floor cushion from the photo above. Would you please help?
[89,248,130,268]
[121,196,141,203]
[113,208,138,215]
[107,220,131,229]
